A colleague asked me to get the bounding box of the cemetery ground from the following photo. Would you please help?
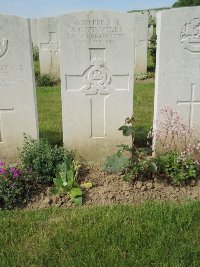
[1,78,200,265]
[1,59,200,265]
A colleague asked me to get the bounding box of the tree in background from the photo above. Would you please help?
[173,0,200,7]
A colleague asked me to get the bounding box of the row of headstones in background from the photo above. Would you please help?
[2,8,198,161]
[153,6,200,150]
[30,12,148,77]
[30,17,60,78]
[0,11,135,162]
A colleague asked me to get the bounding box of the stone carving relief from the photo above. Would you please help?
[0,27,8,59]
[81,57,111,95]
[181,18,200,53]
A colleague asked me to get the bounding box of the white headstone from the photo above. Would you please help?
[135,13,148,74]
[37,17,60,79]
[30,19,38,47]
[153,7,200,151]
[59,11,135,162]
[0,14,38,159]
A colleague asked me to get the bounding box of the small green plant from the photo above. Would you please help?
[0,161,34,210]
[124,152,198,185]
[18,134,74,184]
[123,156,157,182]
[33,45,39,61]
[118,116,146,159]
[156,152,198,185]
[102,116,147,174]
[102,150,130,174]
[36,74,55,87]
[51,160,83,206]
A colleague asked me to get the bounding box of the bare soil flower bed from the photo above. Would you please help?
[26,165,200,209]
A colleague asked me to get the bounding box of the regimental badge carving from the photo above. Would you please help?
[0,27,8,59]
[181,18,200,53]
[81,57,112,95]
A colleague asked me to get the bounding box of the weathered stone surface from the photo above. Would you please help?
[37,17,60,78]
[0,14,38,159]
[59,11,135,162]
[153,7,200,151]
[30,19,38,47]
[135,13,148,74]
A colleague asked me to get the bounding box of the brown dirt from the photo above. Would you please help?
[25,165,200,210]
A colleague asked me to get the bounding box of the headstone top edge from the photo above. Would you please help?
[0,13,29,20]
[59,10,135,18]
[159,6,200,16]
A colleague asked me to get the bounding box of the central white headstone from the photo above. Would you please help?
[59,11,135,162]
[0,14,38,159]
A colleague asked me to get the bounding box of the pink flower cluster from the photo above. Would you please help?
[0,162,21,178]
[154,105,200,165]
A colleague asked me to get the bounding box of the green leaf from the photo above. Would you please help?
[70,187,83,198]
[67,170,74,181]
[118,126,128,131]
[150,162,157,173]
[64,159,71,171]
[50,187,60,195]
[53,178,63,188]
[119,126,135,136]
[72,196,83,206]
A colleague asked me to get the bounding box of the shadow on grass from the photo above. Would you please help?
[147,65,155,73]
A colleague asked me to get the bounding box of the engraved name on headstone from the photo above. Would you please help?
[59,11,135,161]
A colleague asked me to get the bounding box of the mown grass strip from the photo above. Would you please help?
[0,202,200,266]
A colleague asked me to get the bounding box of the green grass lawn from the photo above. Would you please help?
[36,81,154,146]
[1,202,200,266]
[37,86,62,145]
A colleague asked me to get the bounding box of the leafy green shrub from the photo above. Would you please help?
[156,152,198,185]
[0,162,34,210]
[36,74,55,87]
[33,46,39,61]
[124,158,157,182]
[51,160,83,206]
[124,152,198,185]
[34,60,40,80]
[148,32,157,67]
[18,135,74,184]
[102,151,130,174]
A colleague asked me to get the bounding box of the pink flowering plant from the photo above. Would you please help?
[0,161,34,210]
[120,106,199,185]
[154,106,194,153]
[154,106,200,166]
[151,105,200,184]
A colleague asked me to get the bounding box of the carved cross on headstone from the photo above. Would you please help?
[65,48,129,138]
[177,83,200,128]
[40,32,59,71]
[0,108,14,142]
